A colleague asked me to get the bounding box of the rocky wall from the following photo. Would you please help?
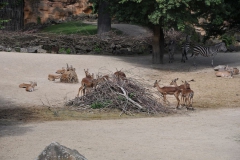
[24,0,92,25]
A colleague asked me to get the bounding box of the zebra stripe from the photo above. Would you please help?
[191,42,227,66]
[181,35,191,63]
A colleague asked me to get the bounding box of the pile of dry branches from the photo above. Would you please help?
[66,75,170,115]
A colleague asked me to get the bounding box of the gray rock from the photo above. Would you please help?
[37,48,47,53]
[27,46,42,53]
[5,47,12,52]
[36,142,87,160]
[0,45,6,51]
[27,48,37,53]
[20,48,28,53]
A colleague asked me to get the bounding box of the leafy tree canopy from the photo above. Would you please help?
[91,0,240,37]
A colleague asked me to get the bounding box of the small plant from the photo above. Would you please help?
[221,34,236,47]
[129,92,136,98]
[59,48,66,54]
[66,48,71,54]
[91,100,112,109]
[37,17,41,25]
[59,48,71,54]
[93,45,102,53]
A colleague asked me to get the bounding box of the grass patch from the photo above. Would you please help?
[0,107,168,123]
[42,21,97,35]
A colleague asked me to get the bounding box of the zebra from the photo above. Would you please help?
[168,40,176,63]
[191,42,227,66]
[181,35,191,63]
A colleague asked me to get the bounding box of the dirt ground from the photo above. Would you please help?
[0,50,240,159]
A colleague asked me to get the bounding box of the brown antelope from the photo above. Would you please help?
[84,69,94,78]
[19,83,31,88]
[77,69,95,97]
[181,81,194,109]
[114,69,127,81]
[225,66,239,75]
[25,81,37,92]
[56,67,66,74]
[153,80,181,108]
[48,74,62,81]
[77,75,107,97]
[170,78,194,108]
[215,71,233,78]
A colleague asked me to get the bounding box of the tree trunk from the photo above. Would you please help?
[97,0,111,35]
[152,25,164,64]
[159,26,165,63]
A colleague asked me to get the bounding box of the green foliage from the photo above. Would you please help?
[37,17,41,25]
[0,2,9,29]
[91,100,112,109]
[42,21,97,35]
[93,44,102,53]
[66,48,71,54]
[59,48,72,54]
[198,0,240,38]
[221,34,236,46]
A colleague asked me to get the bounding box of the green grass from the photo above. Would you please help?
[42,21,97,35]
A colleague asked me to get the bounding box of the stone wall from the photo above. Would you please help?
[24,0,92,25]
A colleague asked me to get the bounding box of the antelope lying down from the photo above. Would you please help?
[19,81,37,92]
[48,74,62,81]
[215,71,233,78]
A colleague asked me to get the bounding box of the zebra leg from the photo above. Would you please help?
[169,52,172,63]
[193,56,197,67]
[181,51,185,63]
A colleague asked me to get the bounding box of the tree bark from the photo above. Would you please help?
[152,25,164,64]
[97,0,111,35]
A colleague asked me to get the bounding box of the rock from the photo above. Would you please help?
[37,48,47,53]
[0,45,6,51]
[27,47,38,53]
[20,48,28,53]
[24,0,92,25]
[36,142,87,160]
[5,47,12,52]
[214,65,227,71]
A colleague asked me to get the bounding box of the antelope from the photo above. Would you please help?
[25,81,37,92]
[153,80,181,109]
[84,69,94,78]
[114,69,126,81]
[225,66,239,75]
[48,74,62,81]
[77,75,107,97]
[181,81,194,109]
[19,83,31,88]
[215,70,233,78]
[77,69,96,97]
[170,78,194,108]
[56,67,66,74]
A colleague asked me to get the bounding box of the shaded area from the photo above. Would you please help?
[111,52,240,73]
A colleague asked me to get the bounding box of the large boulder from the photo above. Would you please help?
[36,142,87,160]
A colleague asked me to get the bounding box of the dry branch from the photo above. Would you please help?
[66,73,170,115]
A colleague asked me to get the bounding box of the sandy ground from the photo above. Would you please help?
[1,31,240,160]
[0,108,240,160]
